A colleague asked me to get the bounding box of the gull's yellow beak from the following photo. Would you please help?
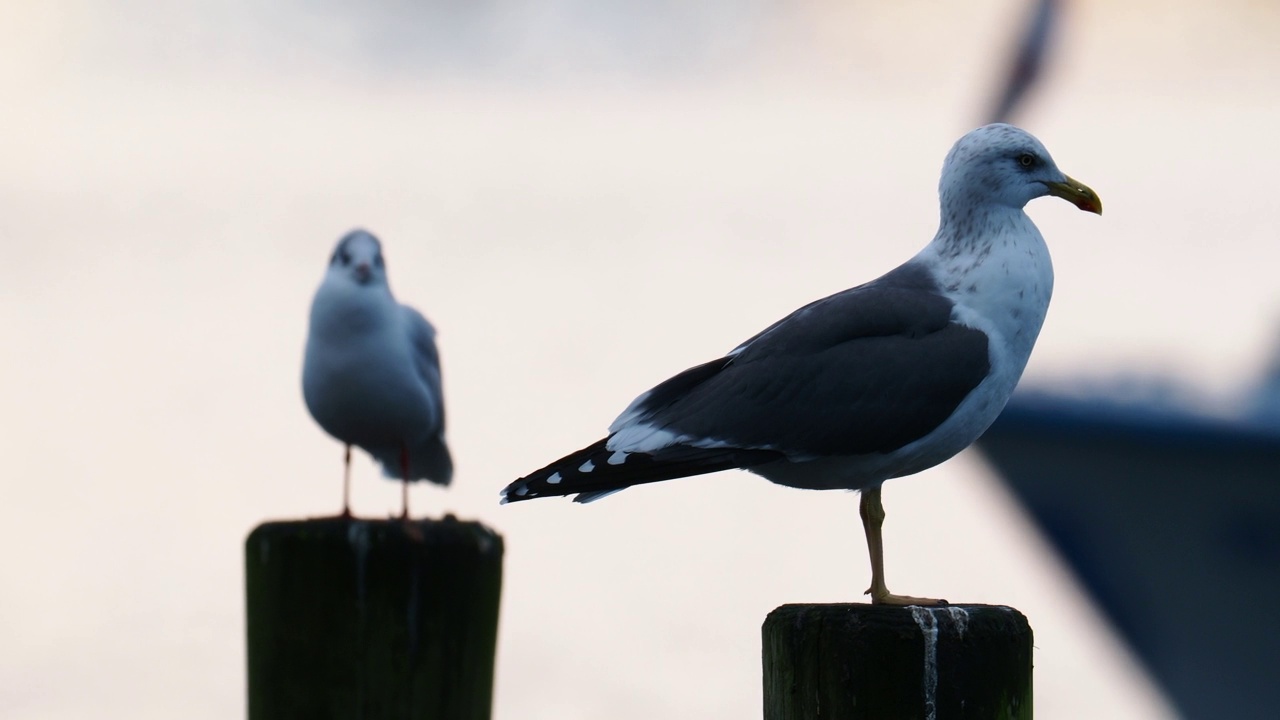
[1044,175,1102,215]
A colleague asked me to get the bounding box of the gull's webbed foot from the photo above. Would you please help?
[866,586,949,607]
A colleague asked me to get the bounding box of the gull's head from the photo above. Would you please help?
[939,123,1101,216]
[327,229,388,287]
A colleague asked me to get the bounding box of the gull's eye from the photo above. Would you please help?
[1017,153,1036,168]
[338,250,352,266]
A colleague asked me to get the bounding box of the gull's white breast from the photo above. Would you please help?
[303,281,438,449]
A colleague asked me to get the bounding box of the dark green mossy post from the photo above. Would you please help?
[246,516,503,720]
[763,604,1032,720]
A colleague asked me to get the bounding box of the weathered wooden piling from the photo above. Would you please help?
[246,515,503,720]
[763,603,1032,720]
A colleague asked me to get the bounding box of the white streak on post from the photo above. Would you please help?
[946,606,970,637]
[910,606,939,720]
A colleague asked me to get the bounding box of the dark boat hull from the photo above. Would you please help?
[976,392,1280,719]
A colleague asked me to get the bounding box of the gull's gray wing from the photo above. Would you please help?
[396,304,453,485]
[503,262,990,504]
[401,305,444,424]
[615,263,990,458]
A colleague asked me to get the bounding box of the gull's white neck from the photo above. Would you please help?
[310,275,397,340]
[917,203,1054,369]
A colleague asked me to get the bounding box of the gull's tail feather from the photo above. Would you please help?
[501,438,783,504]
[373,435,454,487]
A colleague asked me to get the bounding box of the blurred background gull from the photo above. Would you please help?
[4,1,1280,718]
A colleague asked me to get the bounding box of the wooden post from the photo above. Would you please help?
[246,515,503,720]
[763,603,1032,720]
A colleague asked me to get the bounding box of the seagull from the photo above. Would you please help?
[501,124,1100,605]
[303,229,452,518]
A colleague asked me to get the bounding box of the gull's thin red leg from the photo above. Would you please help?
[341,445,353,518]
[399,444,410,521]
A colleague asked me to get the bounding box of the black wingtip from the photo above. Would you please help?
[501,439,608,504]
[501,438,785,505]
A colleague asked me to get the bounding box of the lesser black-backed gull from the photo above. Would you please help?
[501,124,1100,605]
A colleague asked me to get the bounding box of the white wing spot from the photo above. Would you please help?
[515,484,529,496]
[607,451,628,465]
[546,472,562,485]
[579,460,595,473]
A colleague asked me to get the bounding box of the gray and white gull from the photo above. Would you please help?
[303,229,452,518]
[501,123,1100,605]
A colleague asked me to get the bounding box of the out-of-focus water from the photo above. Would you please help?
[5,1,1279,718]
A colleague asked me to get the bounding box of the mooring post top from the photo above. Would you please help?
[246,515,504,555]
[768,602,1027,617]
[764,603,1031,639]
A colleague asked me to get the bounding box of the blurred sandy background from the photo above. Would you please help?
[5,1,1279,718]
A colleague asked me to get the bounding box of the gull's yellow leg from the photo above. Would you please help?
[860,485,946,606]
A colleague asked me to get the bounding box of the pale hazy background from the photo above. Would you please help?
[5,1,1279,718]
